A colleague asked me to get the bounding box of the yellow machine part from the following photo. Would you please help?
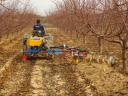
[27,37,45,46]
[71,56,80,64]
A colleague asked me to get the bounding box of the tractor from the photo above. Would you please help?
[22,33,89,64]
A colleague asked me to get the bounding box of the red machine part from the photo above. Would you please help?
[21,55,28,62]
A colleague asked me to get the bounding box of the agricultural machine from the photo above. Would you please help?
[22,33,89,64]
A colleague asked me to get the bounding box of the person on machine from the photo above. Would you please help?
[33,19,45,37]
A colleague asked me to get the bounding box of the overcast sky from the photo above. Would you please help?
[30,0,58,16]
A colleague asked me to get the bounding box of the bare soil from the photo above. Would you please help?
[0,28,127,96]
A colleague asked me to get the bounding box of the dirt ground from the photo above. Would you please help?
[0,28,128,96]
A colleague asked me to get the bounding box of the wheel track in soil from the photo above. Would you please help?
[23,59,98,96]
[0,55,35,96]
[0,55,99,96]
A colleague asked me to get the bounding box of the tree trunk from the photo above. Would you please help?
[98,37,103,54]
[75,30,79,39]
[0,34,1,42]
[122,42,127,72]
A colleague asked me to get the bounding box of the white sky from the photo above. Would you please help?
[30,0,58,16]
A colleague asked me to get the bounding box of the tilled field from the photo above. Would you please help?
[0,56,98,96]
[0,28,98,96]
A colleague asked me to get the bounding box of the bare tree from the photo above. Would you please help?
[104,0,128,72]
[48,0,128,72]
[0,0,35,41]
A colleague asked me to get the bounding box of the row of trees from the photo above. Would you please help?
[48,0,128,72]
[0,0,36,40]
